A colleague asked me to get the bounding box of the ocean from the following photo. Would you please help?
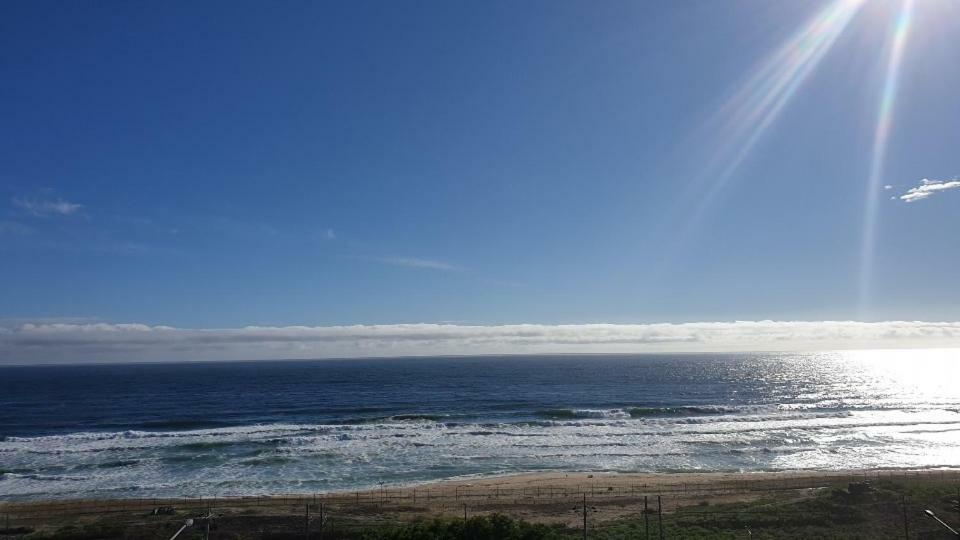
[1,350,958,500]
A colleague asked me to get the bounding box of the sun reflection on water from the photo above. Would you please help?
[836,348,960,403]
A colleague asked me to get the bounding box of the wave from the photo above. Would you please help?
[137,419,237,431]
[0,424,323,444]
[537,409,632,420]
[240,456,297,466]
[324,413,451,425]
[6,409,957,452]
[389,414,449,422]
[536,404,776,420]
[2,472,88,482]
[97,459,141,469]
[626,405,738,417]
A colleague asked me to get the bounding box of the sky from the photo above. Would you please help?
[1,0,959,363]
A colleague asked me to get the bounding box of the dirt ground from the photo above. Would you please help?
[2,468,958,538]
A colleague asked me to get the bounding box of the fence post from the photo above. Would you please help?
[582,494,587,540]
[902,494,909,540]
[658,495,664,540]
[644,495,649,540]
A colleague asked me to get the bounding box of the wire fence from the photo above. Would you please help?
[2,468,958,539]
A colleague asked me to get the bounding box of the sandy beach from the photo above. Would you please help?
[4,467,959,538]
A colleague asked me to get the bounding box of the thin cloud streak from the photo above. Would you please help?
[3,320,959,363]
[899,178,960,203]
[368,256,460,271]
[13,196,84,217]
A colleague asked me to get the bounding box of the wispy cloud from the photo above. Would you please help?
[899,178,960,203]
[322,228,336,240]
[369,256,460,271]
[13,196,84,217]
[3,320,960,363]
[0,316,100,326]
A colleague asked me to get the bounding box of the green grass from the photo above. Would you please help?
[349,481,960,540]
[21,479,960,539]
[590,480,960,540]
[359,514,572,540]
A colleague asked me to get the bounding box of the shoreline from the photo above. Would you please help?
[4,467,960,537]
[4,466,959,508]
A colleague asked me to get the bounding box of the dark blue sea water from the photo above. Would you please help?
[1,351,959,500]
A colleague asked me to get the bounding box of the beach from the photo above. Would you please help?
[4,468,960,538]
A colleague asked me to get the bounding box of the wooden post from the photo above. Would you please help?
[304,503,310,540]
[956,487,960,529]
[582,493,587,540]
[319,502,324,540]
[644,496,649,540]
[463,502,467,524]
[658,495,664,540]
[902,494,908,540]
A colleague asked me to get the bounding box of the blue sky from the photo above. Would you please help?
[1,0,959,361]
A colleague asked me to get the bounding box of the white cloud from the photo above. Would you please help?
[2,320,959,364]
[883,185,893,190]
[371,256,460,271]
[13,196,84,216]
[899,178,960,203]
[322,228,336,240]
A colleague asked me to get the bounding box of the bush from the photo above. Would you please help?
[371,514,569,540]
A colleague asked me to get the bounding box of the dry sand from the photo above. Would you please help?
[4,468,958,532]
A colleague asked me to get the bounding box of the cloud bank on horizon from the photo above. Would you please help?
[2,320,959,364]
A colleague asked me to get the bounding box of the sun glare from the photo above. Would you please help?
[690,0,866,207]
[672,0,925,315]
[859,0,915,318]
[654,0,867,268]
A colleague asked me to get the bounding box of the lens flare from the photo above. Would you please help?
[659,0,865,257]
[859,0,914,318]
[700,0,866,201]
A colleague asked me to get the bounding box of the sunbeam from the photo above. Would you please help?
[687,0,866,215]
[859,0,915,318]
[647,0,865,278]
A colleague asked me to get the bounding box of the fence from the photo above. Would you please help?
[2,468,958,539]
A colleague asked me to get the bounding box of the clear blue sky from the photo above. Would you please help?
[2,0,958,333]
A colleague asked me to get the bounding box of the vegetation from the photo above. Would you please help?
[359,514,571,540]
[17,479,960,539]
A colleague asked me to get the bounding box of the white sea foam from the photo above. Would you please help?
[2,405,959,500]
